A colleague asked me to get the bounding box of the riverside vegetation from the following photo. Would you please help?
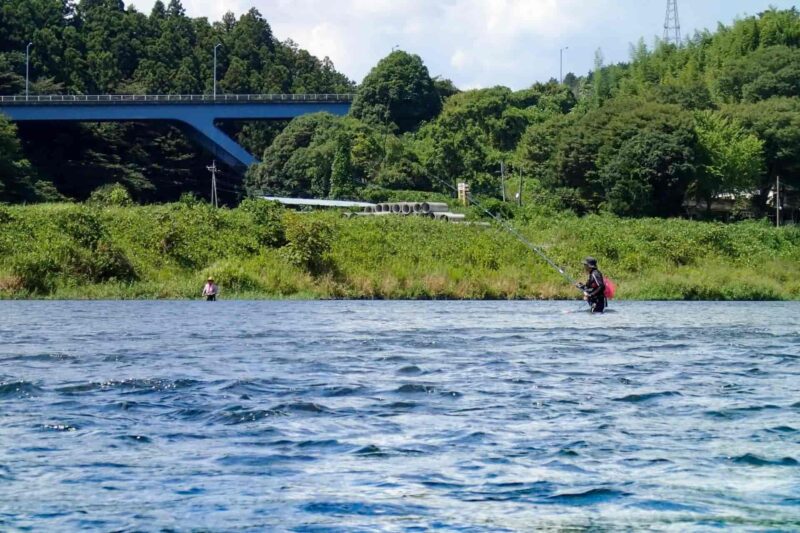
[1,194,798,300]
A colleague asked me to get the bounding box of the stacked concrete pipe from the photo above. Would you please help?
[348,201,466,223]
[421,202,449,214]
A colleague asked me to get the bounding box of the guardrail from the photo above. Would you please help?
[0,93,356,104]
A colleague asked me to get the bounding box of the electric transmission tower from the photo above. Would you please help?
[663,0,681,45]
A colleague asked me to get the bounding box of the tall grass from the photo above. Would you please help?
[0,202,798,300]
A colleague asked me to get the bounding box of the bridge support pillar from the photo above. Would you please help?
[178,118,256,173]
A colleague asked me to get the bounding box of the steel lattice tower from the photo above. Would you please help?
[663,0,681,45]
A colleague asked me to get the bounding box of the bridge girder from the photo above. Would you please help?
[0,100,352,173]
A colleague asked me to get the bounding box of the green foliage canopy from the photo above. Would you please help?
[350,51,441,133]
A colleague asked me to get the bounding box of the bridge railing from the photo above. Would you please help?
[0,93,355,105]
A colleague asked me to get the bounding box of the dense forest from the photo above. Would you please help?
[1,2,799,221]
[0,0,353,202]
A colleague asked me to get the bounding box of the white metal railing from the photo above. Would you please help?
[0,93,355,104]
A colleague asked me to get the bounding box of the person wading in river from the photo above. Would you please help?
[576,257,606,313]
[202,277,219,301]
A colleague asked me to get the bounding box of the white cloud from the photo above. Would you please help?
[450,49,468,70]
[128,0,800,89]
[128,0,618,88]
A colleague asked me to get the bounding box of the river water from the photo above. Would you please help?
[1,301,798,531]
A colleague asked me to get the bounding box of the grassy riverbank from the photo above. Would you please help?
[1,201,799,300]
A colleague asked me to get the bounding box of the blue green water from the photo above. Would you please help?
[1,301,799,530]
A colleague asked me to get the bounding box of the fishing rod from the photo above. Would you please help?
[428,174,581,290]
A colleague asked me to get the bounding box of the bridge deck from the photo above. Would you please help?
[0,94,354,171]
[0,93,354,105]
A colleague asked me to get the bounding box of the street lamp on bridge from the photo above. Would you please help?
[25,42,33,100]
[213,43,223,99]
[560,46,568,84]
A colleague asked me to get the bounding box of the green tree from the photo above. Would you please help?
[600,130,696,217]
[350,51,441,132]
[724,97,800,193]
[0,115,37,202]
[553,98,697,213]
[245,113,339,197]
[329,133,355,199]
[692,111,765,212]
[714,46,800,103]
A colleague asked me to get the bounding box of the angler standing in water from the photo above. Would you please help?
[577,257,606,313]
[202,277,219,301]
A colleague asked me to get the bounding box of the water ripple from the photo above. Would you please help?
[0,300,798,530]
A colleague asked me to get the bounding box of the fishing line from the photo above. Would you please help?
[428,174,580,290]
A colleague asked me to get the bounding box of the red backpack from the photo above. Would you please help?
[604,277,617,299]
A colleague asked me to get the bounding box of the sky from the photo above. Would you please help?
[129,0,799,89]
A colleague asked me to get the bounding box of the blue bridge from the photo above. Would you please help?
[0,94,353,172]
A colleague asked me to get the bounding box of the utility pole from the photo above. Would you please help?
[560,47,568,84]
[518,166,523,207]
[213,43,222,98]
[25,42,33,100]
[663,0,681,46]
[776,175,781,228]
[207,160,219,208]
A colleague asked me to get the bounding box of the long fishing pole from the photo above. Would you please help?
[429,174,581,290]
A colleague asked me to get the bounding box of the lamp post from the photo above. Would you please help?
[560,46,568,84]
[213,43,222,98]
[25,42,33,100]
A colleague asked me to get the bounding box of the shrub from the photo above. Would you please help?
[470,197,516,220]
[358,186,454,204]
[179,192,202,207]
[57,208,106,248]
[11,251,60,294]
[203,259,264,293]
[87,183,133,207]
[0,206,13,224]
[283,213,335,275]
[88,241,138,283]
[239,198,286,247]
[155,204,221,268]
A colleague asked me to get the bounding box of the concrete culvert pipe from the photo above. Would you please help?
[412,203,423,213]
[422,202,449,214]
[362,206,375,214]
[390,203,402,213]
[444,213,466,221]
[401,203,413,215]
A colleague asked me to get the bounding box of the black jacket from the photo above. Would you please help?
[583,269,605,302]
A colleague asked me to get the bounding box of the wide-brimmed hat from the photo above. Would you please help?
[582,257,598,268]
[207,277,214,281]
